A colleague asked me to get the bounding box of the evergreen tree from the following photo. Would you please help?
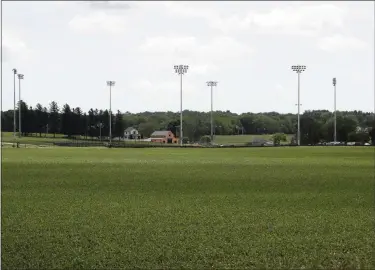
[114,110,124,139]
[48,101,60,137]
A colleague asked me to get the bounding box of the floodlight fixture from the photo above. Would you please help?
[17,74,24,138]
[291,64,307,146]
[106,80,116,145]
[206,81,218,142]
[333,77,337,142]
[174,65,189,145]
[12,68,17,141]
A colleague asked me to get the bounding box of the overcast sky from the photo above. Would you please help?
[2,1,374,114]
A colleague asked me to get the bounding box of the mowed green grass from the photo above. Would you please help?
[2,132,67,146]
[215,134,293,145]
[2,132,291,146]
[2,147,374,269]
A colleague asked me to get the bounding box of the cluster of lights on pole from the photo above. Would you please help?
[207,81,218,143]
[290,65,307,146]
[291,65,306,73]
[207,81,217,87]
[11,63,337,147]
[174,65,189,75]
[290,65,337,145]
[12,68,24,143]
[174,65,189,146]
[106,81,116,146]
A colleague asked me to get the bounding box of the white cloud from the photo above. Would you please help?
[2,1,373,113]
[2,32,33,62]
[87,1,131,10]
[251,4,346,37]
[130,79,196,95]
[68,11,126,34]
[317,34,368,52]
[275,84,284,91]
[140,36,197,56]
[139,35,253,68]
[164,2,347,37]
[188,64,218,75]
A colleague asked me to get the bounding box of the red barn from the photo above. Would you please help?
[150,131,178,143]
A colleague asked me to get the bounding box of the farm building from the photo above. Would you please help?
[251,138,273,146]
[150,130,178,143]
[124,127,140,139]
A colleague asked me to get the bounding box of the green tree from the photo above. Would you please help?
[138,121,159,138]
[114,110,124,139]
[34,104,45,137]
[336,115,358,142]
[348,131,370,143]
[369,127,375,145]
[61,104,73,137]
[200,135,211,144]
[272,133,287,146]
[48,101,60,137]
[72,107,83,136]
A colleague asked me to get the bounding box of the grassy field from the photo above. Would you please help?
[1,132,67,146]
[2,147,374,269]
[214,134,293,145]
[2,132,293,146]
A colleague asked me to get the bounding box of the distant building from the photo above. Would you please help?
[356,126,369,133]
[150,130,178,144]
[124,127,139,139]
[251,138,273,146]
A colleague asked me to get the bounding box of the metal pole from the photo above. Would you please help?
[13,71,16,140]
[297,72,301,146]
[109,85,112,145]
[334,84,337,143]
[180,73,183,146]
[100,124,102,141]
[18,77,21,137]
[210,84,213,142]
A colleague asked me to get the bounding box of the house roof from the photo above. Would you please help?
[151,131,170,137]
[125,127,136,132]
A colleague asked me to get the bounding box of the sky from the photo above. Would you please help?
[2,1,374,114]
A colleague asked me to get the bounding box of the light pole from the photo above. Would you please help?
[207,81,217,143]
[174,65,189,146]
[12,68,17,141]
[98,122,104,141]
[106,81,115,145]
[333,77,337,143]
[291,65,307,146]
[18,74,24,138]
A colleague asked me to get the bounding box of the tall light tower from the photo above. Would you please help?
[174,65,189,146]
[333,77,337,143]
[207,81,217,143]
[18,74,24,138]
[97,122,104,141]
[291,65,307,146]
[12,68,17,140]
[106,81,115,145]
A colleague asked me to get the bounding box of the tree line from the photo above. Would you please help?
[1,100,374,144]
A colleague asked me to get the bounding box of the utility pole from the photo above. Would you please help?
[333,77,337,143]
[291,65,307,146]
[106,81,116,146]
[12,68,17,143]
[206,81,218,143]
[174,65,189,146]
[98,122,103,141]
[18,74,24,137]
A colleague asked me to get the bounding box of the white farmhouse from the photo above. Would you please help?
[124,127,139,139]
